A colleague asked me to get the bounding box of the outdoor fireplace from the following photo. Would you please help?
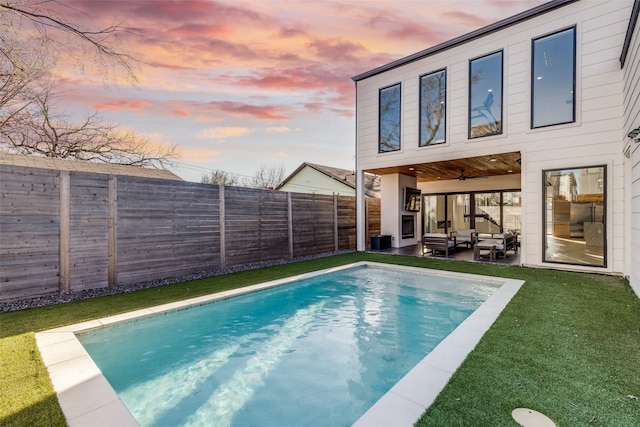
[402,215,415,239]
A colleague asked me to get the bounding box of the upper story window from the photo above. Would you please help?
[379,83,401,153]
[419,69,446,146]
[469,51,503,138]
[531,27,576,128]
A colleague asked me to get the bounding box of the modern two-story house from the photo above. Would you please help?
[353,0,640,296]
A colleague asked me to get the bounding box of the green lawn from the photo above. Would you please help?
[1,253,639,426]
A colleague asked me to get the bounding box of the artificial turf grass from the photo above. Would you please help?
[415,266,640,426]
[1,252,639,426]
[0,333,66,427]
[0,252,367,338]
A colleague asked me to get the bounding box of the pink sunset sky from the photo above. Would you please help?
[50,0,548,182]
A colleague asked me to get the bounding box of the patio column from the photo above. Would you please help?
[356,169,366,251]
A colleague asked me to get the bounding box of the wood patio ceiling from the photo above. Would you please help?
[364,151,521,183]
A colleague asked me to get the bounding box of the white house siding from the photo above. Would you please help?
[622,2,640,296]
[355,0,634,275]
[278,166,354,196]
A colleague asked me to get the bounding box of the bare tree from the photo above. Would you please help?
[0,1,138,84]
[0,1,177,168]
[246,164,287,189]
[201,169,239,186]
[2,90,177,167]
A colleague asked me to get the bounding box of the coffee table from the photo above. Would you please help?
[474,242,496,261]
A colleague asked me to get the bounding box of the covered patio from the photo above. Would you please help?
[369,242,520,266]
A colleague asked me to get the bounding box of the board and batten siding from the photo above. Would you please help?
[354,0,633,275]
[0,165,380,302]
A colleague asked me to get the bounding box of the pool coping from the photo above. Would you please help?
[35,261,524,427]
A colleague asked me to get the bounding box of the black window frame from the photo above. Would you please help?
[378,83,402,153]
[542,164,607,268]
[419,68,447,147]
[531,26,577,129]
[468,50,504,139]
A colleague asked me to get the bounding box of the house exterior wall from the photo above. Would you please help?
[355,0,634,276]
[380,174,419,247]
[277,166,354,196]
[622,1,640,296]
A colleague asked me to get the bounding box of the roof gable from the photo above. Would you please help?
[0,153,183,181]
[277,162,380,197]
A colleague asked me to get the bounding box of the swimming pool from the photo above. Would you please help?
[36,262,524,427]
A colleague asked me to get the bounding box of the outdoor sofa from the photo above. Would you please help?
[422,233,456,257]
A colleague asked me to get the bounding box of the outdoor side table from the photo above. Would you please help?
[474,242,496,261]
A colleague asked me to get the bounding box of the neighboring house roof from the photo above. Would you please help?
[0,152,183,181]
[352,0,578,82]
[277,162,380,198]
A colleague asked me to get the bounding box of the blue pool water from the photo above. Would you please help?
[78,265,500,427]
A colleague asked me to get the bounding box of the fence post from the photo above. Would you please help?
[219,184,226,269]
[108,175,118,287]
[288,192,293,259]
[334,193,339,252]
[365,197,370,250]
[59,171,70,293]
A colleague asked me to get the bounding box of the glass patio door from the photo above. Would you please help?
[423,195,446,233]
[474,192,502,235]
[449,194,471,234]
[423,194,471,235]
[423,191,520,238]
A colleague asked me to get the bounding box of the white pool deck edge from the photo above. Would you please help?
[35,261,524,427]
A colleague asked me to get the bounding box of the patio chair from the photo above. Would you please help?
[422,233,456,257]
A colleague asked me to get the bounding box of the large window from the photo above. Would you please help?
[469,51,503,138]
[543,165,606,267]
[419,69,446,146]
[532,27,576,128]
[423,191,520,237]
[379,83,401,153]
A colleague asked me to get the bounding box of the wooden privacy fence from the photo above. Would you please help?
[0,165,381,302]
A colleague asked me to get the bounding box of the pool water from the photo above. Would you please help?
[78,265,500,427]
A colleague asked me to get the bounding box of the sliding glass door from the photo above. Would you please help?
[474,192,501,235]
[423,191,520,237]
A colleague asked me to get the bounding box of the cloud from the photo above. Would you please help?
[266,127,292,134]
[307,39,368,63]
[207,101,290,121]
[165,23,231,38]
[170,108,191,118]
[442,11,490,27]
[179,148,222,162]
[367,13,442,44]
[198,127,256,139]
[94,100,152,114]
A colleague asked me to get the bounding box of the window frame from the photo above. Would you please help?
[468,50,504,139]
[378,83,402,153]
[541,164,607,268]
[530,26,577,129]
[419,68,447,147]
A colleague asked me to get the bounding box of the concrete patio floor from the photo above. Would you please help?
[368,243,521,266]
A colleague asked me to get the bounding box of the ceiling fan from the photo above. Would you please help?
[457,168,487,181]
